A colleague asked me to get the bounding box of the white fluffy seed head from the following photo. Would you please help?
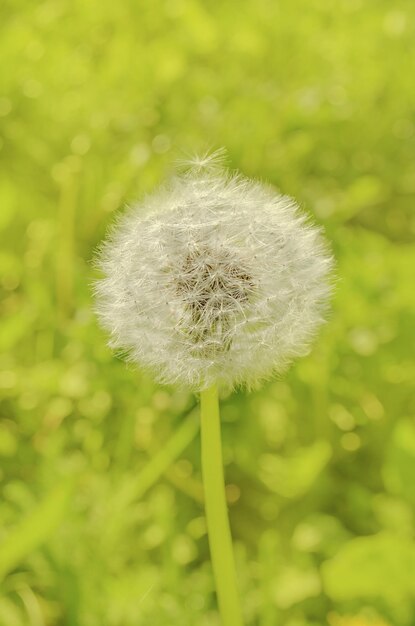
[94,156,334,391]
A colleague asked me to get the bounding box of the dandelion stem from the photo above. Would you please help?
[200,384,244,626]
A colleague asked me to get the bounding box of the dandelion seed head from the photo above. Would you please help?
[94,157,334,390]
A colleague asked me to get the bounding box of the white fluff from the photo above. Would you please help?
[94,158,333,390]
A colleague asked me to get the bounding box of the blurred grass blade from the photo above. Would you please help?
[104,408,199,540]
[117,407,199,506]
[0,479,74,581]
[136,408,199,499]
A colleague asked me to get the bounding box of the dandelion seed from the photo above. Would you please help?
[94,155,333,391]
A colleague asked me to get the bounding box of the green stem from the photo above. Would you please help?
[200,385,244,626]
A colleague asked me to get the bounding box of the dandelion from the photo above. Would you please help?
[93,153,333,626]
[95,155,332,391]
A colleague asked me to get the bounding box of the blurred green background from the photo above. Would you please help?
[1,0,415,624]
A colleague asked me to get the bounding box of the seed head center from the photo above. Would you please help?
[174,245,254,350]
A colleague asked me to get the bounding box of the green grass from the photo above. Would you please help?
[1,0,415,624]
